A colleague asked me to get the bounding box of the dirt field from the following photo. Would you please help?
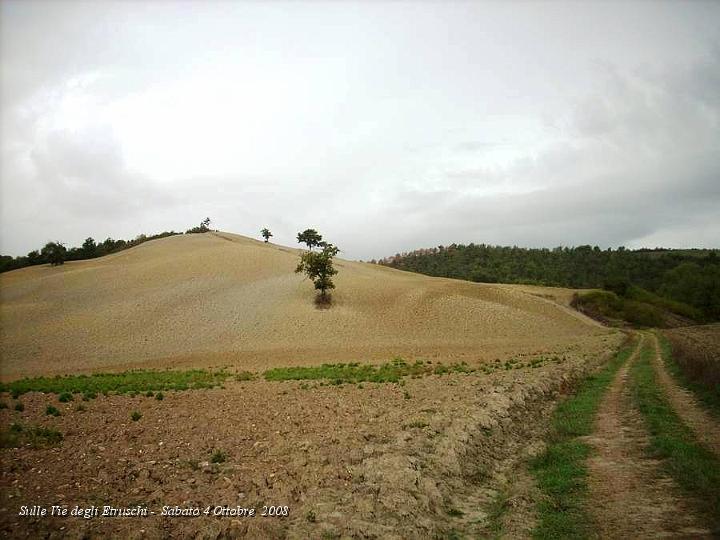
[0,338,620,539]
[0,232,610,380]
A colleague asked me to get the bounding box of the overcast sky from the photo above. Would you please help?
[1,1,719,260]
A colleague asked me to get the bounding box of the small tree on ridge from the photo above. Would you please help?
[297,229,323,250]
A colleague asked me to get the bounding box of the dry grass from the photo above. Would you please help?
[663,324,720,388]
[0,232,610,380]
[663,324,720,413]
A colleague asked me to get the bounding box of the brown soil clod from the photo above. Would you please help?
[585,334,714,539]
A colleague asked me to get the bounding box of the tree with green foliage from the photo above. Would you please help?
[661,262,720,320]
[41,242,67,266]
[297,229,323,250]
[261,228,273,242]
[81,237,97,258]
[186,218,212,234]
[26,250,42,265]
[603,275,630,297]
[295,242,340,303]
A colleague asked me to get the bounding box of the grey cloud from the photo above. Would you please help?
[1,1,719,260]
[29,125,176,218]
[344,60,720,259]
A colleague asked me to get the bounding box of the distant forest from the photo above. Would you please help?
[377,244,720,321]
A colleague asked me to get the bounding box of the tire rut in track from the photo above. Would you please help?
[584,334,713,539]
[650,333,720,456]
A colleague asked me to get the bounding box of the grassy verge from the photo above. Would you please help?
[0,369,227,397]
[658,333,720,417]
[630,337,720,527]
[530,337,636,539]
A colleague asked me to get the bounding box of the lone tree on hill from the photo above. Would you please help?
[297,229,323,250]
[261,228,273,242]
[295,241,340,305]
[201,217,211,231]
[41,242,67,266]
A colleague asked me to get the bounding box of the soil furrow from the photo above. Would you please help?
[650,333,720,456]
[585,334,713,539]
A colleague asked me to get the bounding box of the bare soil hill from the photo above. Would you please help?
[1,232,609,380]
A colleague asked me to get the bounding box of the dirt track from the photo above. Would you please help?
[0,232,609,380]
[585,335,713,538]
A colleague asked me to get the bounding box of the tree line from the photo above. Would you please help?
[377,244,720,321]
[0,218,214,273]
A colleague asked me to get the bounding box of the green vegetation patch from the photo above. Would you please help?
[1,423,63,449]
[530,338,636,539]
[0,369,227,397]
[573,290,667,328]
[45,405,60,417]
[626,286,703,321]
[264,358,474,384]
[631,338,720,526]
[379,244,719,321]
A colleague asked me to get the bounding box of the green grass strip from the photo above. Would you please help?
[263,358,474,384]
[631,337,720,528]
[656,333,720,418]
[0,369,227,397]
[530,338,636,539]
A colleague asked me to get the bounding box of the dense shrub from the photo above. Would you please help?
[573,291,665,327]
[622,301,664,328]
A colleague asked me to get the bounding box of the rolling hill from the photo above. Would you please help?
[0,232,609,380]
